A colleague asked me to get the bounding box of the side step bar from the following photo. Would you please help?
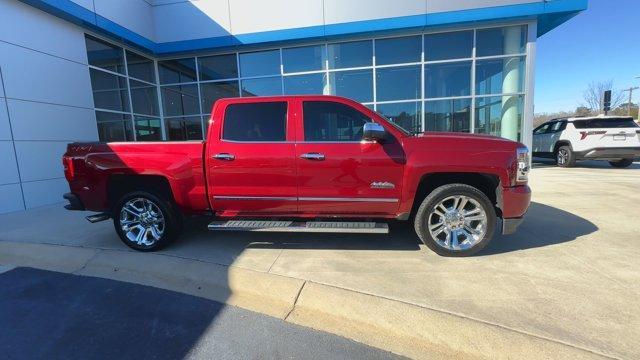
[208,220,389,234]
[85,213,111,223]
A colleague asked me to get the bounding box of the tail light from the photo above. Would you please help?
[63,156,74,181]
[579,131,606,140]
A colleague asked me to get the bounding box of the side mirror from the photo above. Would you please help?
[363,122,386,142]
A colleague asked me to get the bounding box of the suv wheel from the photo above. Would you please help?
[414,184,496,257]
[609,159,634,168]
[556,145,576,167]
[113,191,182,251]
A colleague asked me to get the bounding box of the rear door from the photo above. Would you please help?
[294,99,404,216]
[206,100,297,215]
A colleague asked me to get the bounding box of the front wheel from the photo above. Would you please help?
[609,159,634,168]
[113,191,182,251]
[414,184,496,257]
[556,145,576,167]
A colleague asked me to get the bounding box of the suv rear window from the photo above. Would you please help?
[572,118,639,129]
[223,102,287,141]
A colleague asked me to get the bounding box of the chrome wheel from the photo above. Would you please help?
[557,148,569,165]
[120,198,165,247]
[427,195,488,251]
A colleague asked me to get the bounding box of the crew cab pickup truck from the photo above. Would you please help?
[63,96,531,256]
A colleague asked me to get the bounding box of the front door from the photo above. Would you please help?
[206,100,297,215]
[294,100,404,216]
[532,122,552,155]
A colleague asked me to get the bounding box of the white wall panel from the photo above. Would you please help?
[154,1,232,43]
[14,141,68,182]
[8,100,97,142]
[428,0,540,13]
[94,0,155,41]
[0,0,88,64]
[0,98,11,141]
[0,141,20,185]
[323,0,426,25]
[0,183,24,214]
[229,0,323,35]
[22,178,68,209]
[0,42,93,109]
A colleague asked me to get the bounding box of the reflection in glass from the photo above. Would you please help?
[425,62,471,98]
[282,45,325,73]
[161,84,199,116]
[329,70,373,103]
[130,80,159,116]
[89,69,130,112]
[283,73,326,95]
[200,81,240,113]
[198,54,238,81]
[376,66,420,101]
[85,35,125,74]
[425,98,471,132]
[134,116,162,141]
[241,77,283,97]
[424,31,473,61]
[476,26,526,57]
[158,58,197,84]
[375,36,421,65]
[96,111,133,142]
[126,51,155,83]
[377,102,422,134]
[476,57,525,95]
[327,40,372,69]
[165,116,203,141]
[239,50,280,77]
[475,95,523,140]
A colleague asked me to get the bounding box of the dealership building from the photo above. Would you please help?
[0,0,586,213]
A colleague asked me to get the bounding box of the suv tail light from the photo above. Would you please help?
[515,147,530,185]
[63,156,74,181]
[579,130,606,140]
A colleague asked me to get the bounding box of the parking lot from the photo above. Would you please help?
[1,160,638,359]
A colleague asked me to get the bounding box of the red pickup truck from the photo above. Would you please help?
[63,95,531,256]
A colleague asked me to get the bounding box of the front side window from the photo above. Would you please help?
[222,102,287,142]
[533,123,551,135]
[303,101,371,142]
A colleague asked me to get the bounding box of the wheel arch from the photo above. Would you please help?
[553,140,572,154]
[107,174,175,212]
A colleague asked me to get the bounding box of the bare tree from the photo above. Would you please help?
[582,80,624,113]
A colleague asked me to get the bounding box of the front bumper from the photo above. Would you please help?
[499,185,531,235]
[63,192,85,211]
[502,217,524,235]
[575,147,640,160]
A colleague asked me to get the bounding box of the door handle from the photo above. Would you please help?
[300,152,325,161]
[212,153,235,161]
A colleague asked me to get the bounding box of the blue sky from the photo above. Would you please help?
[535,0,640,113]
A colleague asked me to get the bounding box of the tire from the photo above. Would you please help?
[113,191,182,251]
[609,159,634,168]
[414,184,496,257]
[555,145,576,167]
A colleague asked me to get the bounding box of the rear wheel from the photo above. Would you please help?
[556,145,576,167]
[414,184,496,257]
[113,191,182,251]
[609,159,634,168]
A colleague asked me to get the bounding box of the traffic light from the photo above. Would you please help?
[603,90,612,113]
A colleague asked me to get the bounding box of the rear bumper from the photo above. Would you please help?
[500,185,531,235]
[575,147,640,160]
[63,192,85,211]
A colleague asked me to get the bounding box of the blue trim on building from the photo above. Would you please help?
[18,0,587,55]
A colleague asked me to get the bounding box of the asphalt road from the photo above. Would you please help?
[0,267,401,360]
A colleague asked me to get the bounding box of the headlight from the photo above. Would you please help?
[516,147,530,184]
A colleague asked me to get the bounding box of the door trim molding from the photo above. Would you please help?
[213,196,399,203]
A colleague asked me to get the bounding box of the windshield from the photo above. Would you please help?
[572,118,639,129]
[373,111,414,136]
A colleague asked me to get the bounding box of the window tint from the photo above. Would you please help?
[303,101,371,142]
[424,31,473,61]
[572,118,639,129]
[198,54,238,81]
[282,45,325,73]
[89,69,130,112]
[533,123,551,134]
[96,111,133,142]
[85,35,125,74]
[130,80,159,116]
[165,116,203,141]
[158,58,197,84]
[375,36,421,65]
[161,84,200,116]
[223,102,287,142]
[126,51,155,83]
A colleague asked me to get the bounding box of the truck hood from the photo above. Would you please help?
[406,132,525,152]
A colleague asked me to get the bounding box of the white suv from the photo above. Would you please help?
[532,116,640,168]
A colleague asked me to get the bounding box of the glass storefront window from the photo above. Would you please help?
[475,95,523,139]
[329,70,373,103]
[282,45,325,73]
[86,35,125,74]
[239,50,280,77]
[375,36,421,65]
[476,57,525,95]
[476,25,526,57]
[425,61,471,98]
[134,116,162,141]
[241,77,283,96]
[165,116,203,141]
[89,69,130,112]
[425,98,471,132]
[130,80,159,116]
[198,54,238,81]
[200,81,240,113]
[377,102,422,134]
[96,111,133,142]
[126,51,155,83]
[424,30,473,61]
[283,73,326,95]
[327,40,372,69]
[376,66,420,102]
[158,58,197,84]
[161,84,200,117]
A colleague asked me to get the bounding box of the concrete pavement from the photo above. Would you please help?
[0,160,638,359]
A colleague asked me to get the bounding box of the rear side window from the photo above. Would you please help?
[223,102,287,141]
[572,118,639,129]
[303,101,371,142]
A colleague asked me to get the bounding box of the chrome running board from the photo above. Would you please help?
[208,220,389,234]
